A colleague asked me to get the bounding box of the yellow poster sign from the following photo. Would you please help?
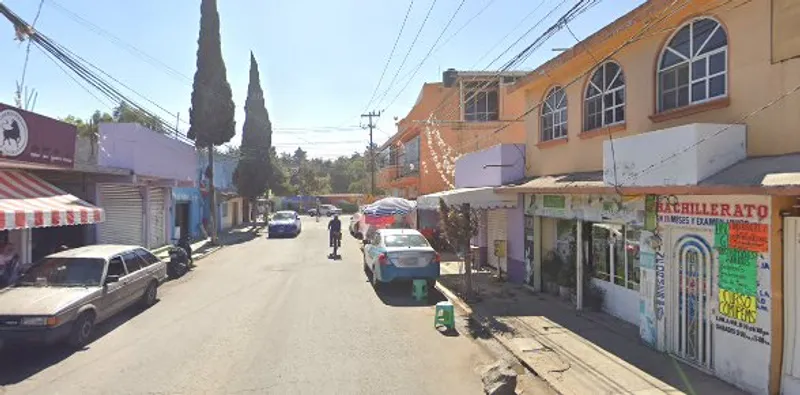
[493,240,507,258]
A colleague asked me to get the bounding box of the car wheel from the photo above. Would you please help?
[141,281,158,307]
[68,311,95,349]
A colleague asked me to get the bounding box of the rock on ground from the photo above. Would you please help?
[481,359,518,395]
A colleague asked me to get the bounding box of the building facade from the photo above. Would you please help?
[0,103,106,287]
[494,0,800,394]
[376,69,528,199]
[91,123,196,249]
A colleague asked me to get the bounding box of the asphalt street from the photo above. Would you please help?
[0,217,513,395]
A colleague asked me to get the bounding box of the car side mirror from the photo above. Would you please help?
[104,275,120,285]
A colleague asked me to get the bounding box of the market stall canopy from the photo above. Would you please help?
[363,197,416,217]
[0,170,104,230]
[417,187,518,210]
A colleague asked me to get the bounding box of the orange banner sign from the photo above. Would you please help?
[729,223,768,253]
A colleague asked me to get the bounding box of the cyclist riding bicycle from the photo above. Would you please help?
[328,214,342,254]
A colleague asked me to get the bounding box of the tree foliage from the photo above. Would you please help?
[234,52,272,201]
[266,145,383,197]
[187,0,235,148]
[62,102,162,139]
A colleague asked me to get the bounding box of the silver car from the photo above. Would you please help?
[0,245,167,349]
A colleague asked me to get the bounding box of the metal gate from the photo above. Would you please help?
[148,187,167,248]
[487,209,508,274]
[98,184,143,246]
[668,228,714,370]
[783,217,800,383]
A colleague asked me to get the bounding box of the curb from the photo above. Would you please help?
[434,280,563,395]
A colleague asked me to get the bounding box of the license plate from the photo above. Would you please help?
[401,256,420,266]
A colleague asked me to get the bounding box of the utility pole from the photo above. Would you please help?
[361,110,381,195]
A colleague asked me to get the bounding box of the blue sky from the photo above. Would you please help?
[0,0,645,159]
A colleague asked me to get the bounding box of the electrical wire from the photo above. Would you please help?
[380,0,468,111]
[362,0,416,112]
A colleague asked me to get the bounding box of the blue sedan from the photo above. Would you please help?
[363,228,440,289]
[267,211,302,238]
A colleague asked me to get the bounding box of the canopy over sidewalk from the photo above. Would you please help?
[417,187,517,210]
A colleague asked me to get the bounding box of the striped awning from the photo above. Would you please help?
[0,170,104,230]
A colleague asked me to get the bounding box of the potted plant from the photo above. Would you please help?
[541,250,561,295]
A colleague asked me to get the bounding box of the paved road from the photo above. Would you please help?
[0,218,499,395]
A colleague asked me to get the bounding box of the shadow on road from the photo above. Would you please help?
[373,281,447,307]
[0,302,156,386]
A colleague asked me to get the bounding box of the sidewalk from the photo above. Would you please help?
[153,223,263,262]
[436,260,746,395]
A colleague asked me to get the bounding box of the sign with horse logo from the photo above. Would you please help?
[0,103,77,168]
[0,109,28,157]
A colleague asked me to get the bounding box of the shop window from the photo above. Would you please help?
[591,223,640,290]
[657,18,728,112]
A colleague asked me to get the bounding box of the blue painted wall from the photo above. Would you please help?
[170,187,204,240]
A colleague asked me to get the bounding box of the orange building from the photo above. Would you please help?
[493,1,800,394]
[376,69,528,199]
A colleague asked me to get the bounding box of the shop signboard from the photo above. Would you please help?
[527,193,644,225]
[0,103,76,168]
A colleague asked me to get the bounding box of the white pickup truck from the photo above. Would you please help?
[315,204,342,217]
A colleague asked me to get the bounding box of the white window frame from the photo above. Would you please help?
[461,80,500,122]
[591,224,640,291]
[657,17,728,113]
[540,86,568,142]
[584,62,626,131]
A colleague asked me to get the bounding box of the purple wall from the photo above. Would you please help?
[454,144,525,188]
[98,123,196,184]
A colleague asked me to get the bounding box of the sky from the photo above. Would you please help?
[0,0,645,159]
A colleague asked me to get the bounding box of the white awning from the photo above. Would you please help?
[416,187,518,210]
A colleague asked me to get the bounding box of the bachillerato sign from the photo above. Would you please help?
[0,103,76,168]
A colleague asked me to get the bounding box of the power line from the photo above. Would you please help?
[371,0,438,109]
[362,0,416,112]
[379,0,468,111]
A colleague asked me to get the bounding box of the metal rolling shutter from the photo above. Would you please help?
[98,184,143,246]
[148,187,167,248]
[487,209,508,273]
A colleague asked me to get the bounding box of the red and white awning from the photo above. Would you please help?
[0,170,104,230]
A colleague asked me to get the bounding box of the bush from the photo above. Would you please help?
[338,202,358,213]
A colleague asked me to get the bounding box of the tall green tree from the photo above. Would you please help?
[234,52,272,221]
[187,0,236,244]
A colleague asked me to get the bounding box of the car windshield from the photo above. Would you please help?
[384,234,430,248]
[273,212,295,220]
[18,257,106,287]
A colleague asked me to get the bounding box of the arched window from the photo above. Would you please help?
[541,87,567,141]
[657,18,728,112]
[584,62,625,131]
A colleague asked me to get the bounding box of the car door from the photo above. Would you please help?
[120,250,148,306]
[366,232,382,269]
[135,248,166,282]
[101,255,129,320]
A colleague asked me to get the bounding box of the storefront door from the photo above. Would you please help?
[668,227,715,371]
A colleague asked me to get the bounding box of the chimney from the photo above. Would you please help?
[442,68,458,88]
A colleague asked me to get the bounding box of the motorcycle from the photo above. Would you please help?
[167,236,192,278]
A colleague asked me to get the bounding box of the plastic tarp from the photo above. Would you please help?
[363,197,416,217]
[416,187,518,210]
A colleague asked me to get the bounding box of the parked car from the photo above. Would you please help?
[306,208,318,216]
[318,204,342,217]
[0,245,167,349]
[363,228,440,289]
[349,212,363,239]
[268,210,302,238]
